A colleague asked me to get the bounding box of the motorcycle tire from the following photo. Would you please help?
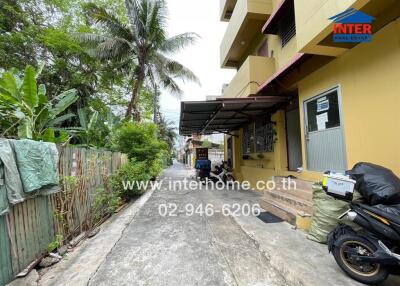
[226,175,235,182]
[332,234,389,285]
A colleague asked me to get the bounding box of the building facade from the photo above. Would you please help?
[180,0,400,228]
[220,0,400,184]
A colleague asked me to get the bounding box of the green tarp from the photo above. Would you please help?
[13,140,59,194]
[0,139,60,215]
[0,139,26,206]
[0,162,9,216]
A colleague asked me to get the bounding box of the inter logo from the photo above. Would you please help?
[329,8,375,43]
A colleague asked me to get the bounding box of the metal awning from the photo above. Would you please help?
[179,96,290,136]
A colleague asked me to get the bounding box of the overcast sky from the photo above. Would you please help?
[159,0,235,127]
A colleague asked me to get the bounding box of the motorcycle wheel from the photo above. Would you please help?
[226,175,235,182]
[333,234,389,285]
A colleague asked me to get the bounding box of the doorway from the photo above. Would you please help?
[304,87,347,172]
[227,136,233,168]
[286,108,303,171]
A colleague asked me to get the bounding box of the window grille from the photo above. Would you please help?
[242,122,275,155]
[279,19,296,48]
[255,122,275,152]
[242,123,255,155]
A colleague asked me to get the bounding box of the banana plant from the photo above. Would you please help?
[74,108,100,147]
[0,65,78,142]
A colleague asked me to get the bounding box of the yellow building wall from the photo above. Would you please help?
[223,56,275,98]
[298,19,400,176]
[268,35,299,70]
[230,110,322,191]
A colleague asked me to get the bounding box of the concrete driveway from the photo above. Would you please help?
[37,162,399,286]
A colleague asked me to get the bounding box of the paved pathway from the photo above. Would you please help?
[38,162,400,286]
[87,163,287,286]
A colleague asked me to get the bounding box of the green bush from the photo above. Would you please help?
[111,122,168,162]
[92,188,122,221]
[110,122,168,183]
[110,161,151,200]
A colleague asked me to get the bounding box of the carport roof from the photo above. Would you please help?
[179,96,290,136]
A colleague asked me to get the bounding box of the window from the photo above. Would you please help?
[277,6,296,47]
[242,123,255,154]
[243,122,275,155]
[306,90,341,132]
[279,19,296,47]
[255,122,275,152]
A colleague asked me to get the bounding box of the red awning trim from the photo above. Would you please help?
[262,0,293,34]
[257,53,306,93]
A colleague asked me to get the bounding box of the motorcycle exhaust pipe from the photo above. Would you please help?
[346,211,371,229]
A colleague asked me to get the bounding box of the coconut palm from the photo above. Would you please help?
[79,0,199,121]
[157,115,177,151]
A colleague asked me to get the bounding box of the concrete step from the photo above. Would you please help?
[260,198,297,225]
[273,176,314,201]
[272,185,314,202]
[263,190,314,214]
[260,197,312,230]
[274,176,315,190]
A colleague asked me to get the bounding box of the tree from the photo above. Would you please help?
[157,115,177,151]
[80,0,199,121]
[0,0,129,123]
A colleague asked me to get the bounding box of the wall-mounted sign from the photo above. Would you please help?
[316,112,329,131]
[329,8,375,43]
[317,98,330,112]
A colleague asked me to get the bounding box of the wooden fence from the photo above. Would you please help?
[0,146,127,286]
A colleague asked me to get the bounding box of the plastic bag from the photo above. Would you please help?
[348,162,400,205]
[375,204,400,216]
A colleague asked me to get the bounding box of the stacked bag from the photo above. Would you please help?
[308,162,400,243]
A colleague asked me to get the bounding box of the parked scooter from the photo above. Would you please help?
[202,161,235,184]
[324,166,400,285]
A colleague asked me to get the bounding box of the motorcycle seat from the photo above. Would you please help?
[358,203,400,225]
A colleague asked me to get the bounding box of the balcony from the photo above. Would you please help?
[295,0,400,57]
[220,0,273,68]
[223,56,275,98]
[220,0,237,21]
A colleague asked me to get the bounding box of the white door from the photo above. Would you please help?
[304,88,347,172]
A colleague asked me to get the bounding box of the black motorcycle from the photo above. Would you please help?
[325,166,400,284]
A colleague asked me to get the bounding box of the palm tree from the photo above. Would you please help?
[157,115,177,151]
[153,85,161,123]
[80,0,200,121]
